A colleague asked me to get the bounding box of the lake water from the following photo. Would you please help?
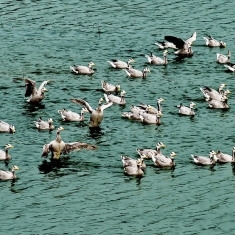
[1,0,235,234]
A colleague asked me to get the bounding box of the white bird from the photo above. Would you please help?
[177,102,196,116]
[70,62,95,75]
[0,165,19,180]
[14,78,51,103]
[145,50,168,65]
[200,84,228,101]
[58,107,89,122]
[205,94,229,109]
[224,64,235,72]
[121,155,146,170]
[153,152,177,169]
[0,144,14,161]
[107,58,135,69]
[213,148,235,163]
[70,98,113,128]
[34,117,55,130]
[123,159,144,177]
[217,51,230,63]
[203,36,226,47]
[191,150,217,166]
[138,98,165,115]
[155,41,177,49]
[104,90,126,105]
[139,112,163,125]
[123,67,151,78]
[0,120,15,133]
[101,80,121,93]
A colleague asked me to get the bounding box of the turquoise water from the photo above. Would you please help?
[1,0,235,234]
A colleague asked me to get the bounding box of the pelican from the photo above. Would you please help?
[34,117,55,130]
[203,36,226,47]
[155,41,177,49]
[177,102,196,116]
[14,78,51,103]
[145,50,168,65]
[164,31,196,56]
[153,152,177,169]
[107,58,135,69]
[123,159,144,177]
[101,80,121,93]
[70,98,113,128]
[42,127,98,159]
[0,144,14,161]
[191,150,217,166]
[123,67,151,78]
[205,94,229,109]
[104,90,126,105]
[0,165,19,180]
[136,142,166,159]
[121,155,147,170]
[70,62,95,75]
[0,121,15,133]
[217,51,230,64]
[58,107,89,122]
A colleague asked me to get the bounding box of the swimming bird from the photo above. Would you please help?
[205,94,229,109]
[58,107,89,122]
[177,102,196,116]
[107,58,135,69]
[203,36,226,47]
[0,121,15,133]
[145,50,168,65]
[0,165,19,180]
[136,142,166,159]
[224,63,235,72]
[191,150,217,166]
[155,41,177,49]
[139,112,163,125]
[123,67,151,78]
[104,90,126,105]
[121,105,144,122]
[101,80,121,93]
[14,78,51,103]
[70,62,95,75]
[0,144,14,161]
[200,84,227,100]
[121,155,147,170]
[34,117,55,130]
[164,31,196,56]
[42,127,98,159]
[123,159,144,177]
[153,152,177,169]
[70,97,113,128]
[138,98,165,115]
[213,148,235,163]
[217,51,230,63]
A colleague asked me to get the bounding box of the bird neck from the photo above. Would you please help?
[142,71,147,79]
[12,169,16,179]
[56,131,62,142]
[5,149,10,159]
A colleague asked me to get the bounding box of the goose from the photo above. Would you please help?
[205,94,229,109]
[121,155,147,170]
[70,97,113,128]
[136,142,166,159]
[42,127,98,159]
[0,165,19,180]
[200,84,227,99]
[138,98,165,115]
[104,90,126,105]
[217,51,230,64]
[14,78,51,103]
[58,107,89,122]
[34,117,55,130]
[101,80,121,93]
[155,41,177,49]
[123,67,151,78]
[0,121,15,133]
[70,62,95,75]
[123,159,144,177]
[164,31,196,56]
[153,152,177,169]
[224,63,235,72]
[107,58,135,69]
[177,102,196,116]
[145,50,168,65]
[139,112,163,125]
[213,149,235,163]
[0,144,14,161]
[203,36,226,47]
[191,150,217,166]
[121,105,144,122]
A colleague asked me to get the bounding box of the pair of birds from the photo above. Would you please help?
[200,83,230,109]
[121,98,165,124]
[136,142,177,169]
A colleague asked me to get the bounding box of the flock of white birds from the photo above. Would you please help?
[0,31,234,179]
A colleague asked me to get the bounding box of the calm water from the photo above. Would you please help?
[1,0,235,234]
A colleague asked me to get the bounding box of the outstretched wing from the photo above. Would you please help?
[70,98,94,113]
[164,36,185,49]
[38,80,52,92]
[14,78,36,97]
[41,144,51,158]
[62,142,98,154]
[100,101,113,111]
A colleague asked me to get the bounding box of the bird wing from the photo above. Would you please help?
[62,142,98,154]
[14,78,37,97]
[185,31,196,44]
[38,80,52,93]
[164,36,185,49]
[100,101,113,111]
[70,98,94,113]
[41,144,51,158]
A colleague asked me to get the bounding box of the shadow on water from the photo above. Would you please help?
[23,102,46,112]
[87,126,105,142]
